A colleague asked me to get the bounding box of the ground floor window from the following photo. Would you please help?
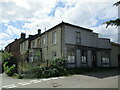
[81,50,87,64]
[67,50,75,63]
[101,51,110,64]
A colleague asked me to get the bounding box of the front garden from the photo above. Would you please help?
[2,52,119,79]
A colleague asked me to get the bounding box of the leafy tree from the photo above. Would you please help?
[103,1,120,28]
[2,52,13,62]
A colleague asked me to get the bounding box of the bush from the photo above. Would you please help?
[22,58,68,79]
[4,62,15,76]
[15,74,23,79]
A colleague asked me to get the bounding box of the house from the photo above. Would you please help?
[4,33,26,71]
[5,33,26,61]
[20,22,120,67]
[20,29,41,62]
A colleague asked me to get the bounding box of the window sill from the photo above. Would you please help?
[52,43,57,46]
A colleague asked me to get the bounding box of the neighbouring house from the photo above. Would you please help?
[19,22,120,68]
[20,29,41,62]
[4,33,26,68]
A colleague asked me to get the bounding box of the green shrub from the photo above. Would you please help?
[16,74,23,79]
[4,61,15,76]
[22,58,68,79]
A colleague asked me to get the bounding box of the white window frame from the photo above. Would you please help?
[81,50,87,64]
[76,32,81,44]
[52,31,56,45]
[101,52,110,64]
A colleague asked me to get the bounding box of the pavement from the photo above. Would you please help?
[1,69,119,89]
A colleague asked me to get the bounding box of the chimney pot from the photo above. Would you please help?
[38,29,41,34]
[29,35,33,38]
[21,33,26,39]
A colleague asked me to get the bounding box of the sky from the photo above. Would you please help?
[0,0,119,49]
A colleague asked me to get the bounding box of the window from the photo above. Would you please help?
[24,42,26,50]
[101,52,110,64]
[81,50,87,63]
[37,39,41,47]
[52,31,56,45]
[42,36,45,47]
[67,50,75,63]
[32,41,35,48]
[52,50,57,59]
[42,35,47,47]
[76,32,81,44]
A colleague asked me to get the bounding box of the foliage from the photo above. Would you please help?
[103,1,120,27]
[2,52,13,62]
[15,74,23,79]
[22,58,68,79]
[104,18,120,28]
[4,61,15,76]
[113,1,120,6]
[34,50,42,62]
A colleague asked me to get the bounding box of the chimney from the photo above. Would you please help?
[15,38,17,41]
[29,35,33,38]
[21,33,26,39]
[38,29,41,34]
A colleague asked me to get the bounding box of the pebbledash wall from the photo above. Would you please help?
[19,22,120,68]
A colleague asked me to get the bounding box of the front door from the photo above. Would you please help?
[92,51,97,67]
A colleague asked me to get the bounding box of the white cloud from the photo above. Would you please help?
[5,25,23,37]
[0,0,119,49]
[0,39,14,50]
[0,33,10,39]
[91,25,118,43]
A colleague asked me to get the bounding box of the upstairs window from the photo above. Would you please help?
[52,31,56,45]
[37,39,41,46]
[32,41,35,48]
[81,50,87,64]
[42,35,47,47]
[76,32,81,44]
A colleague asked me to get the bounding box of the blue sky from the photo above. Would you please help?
[0,0,118,49]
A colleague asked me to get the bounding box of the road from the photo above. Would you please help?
[1,69,119,89]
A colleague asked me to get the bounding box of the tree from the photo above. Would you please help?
[2,52,13,62]
[103,1,120,28]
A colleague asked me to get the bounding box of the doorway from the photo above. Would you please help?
[92,51,97,67]
[118,55,120,67]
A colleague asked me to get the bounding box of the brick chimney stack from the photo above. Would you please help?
[38,29,41,34]
[29,35,33,38]
[21,33,26,39]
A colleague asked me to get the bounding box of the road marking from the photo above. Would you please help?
[18,82,31,86]
[30,80,38,82]
[2,76,66,88]
[41,78,51,81]
[7,85,17,88]
[3,84,17,88]
[50,77,59,80]
[32,80,42,83]
[58,77,65,79]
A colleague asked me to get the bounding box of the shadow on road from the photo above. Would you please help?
[82,69,119,79]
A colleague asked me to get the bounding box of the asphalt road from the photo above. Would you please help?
[1,69,119,89]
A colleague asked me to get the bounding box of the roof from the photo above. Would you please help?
[98,38,110,41]
[20,33,41,43]
[20,21,93,43]
[111,42,120,47]
[41,21,93,35]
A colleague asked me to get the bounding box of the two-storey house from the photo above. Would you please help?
[20,22,120,67]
